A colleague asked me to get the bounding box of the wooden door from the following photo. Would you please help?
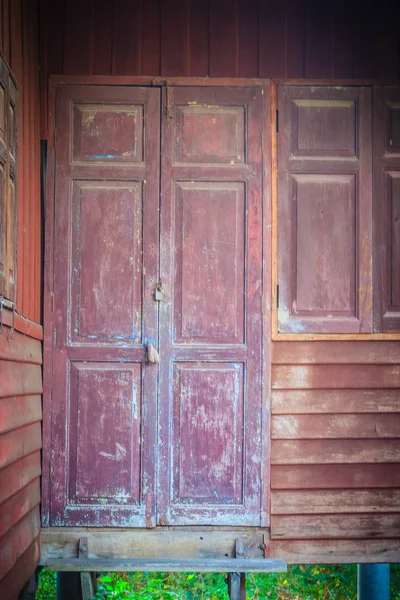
[50,86,160,526]
[158,87,264,526]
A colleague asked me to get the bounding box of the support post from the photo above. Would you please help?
[226,538,246,600]
[357,564,390,600]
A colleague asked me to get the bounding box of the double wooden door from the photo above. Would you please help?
[48,85,264,527]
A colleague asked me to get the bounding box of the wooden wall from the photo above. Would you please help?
[38,0,400,137]
[0,1,42,597]
[267,341,400,562]
[1,0,41,323]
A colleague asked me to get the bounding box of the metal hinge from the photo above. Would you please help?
[276,109,279,133]
[276,285,280,308]
[51,292,55,312]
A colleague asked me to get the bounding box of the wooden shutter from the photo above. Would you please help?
[0,55,17,302]
[277,86,372,334]
[374,87,400,332]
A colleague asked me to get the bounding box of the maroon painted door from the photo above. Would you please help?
[158,87,264,525]
[50,86,160,526]
[49,84,264,528]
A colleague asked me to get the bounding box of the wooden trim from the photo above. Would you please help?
[271,81,278,338]
[261,81,272,527]
[42,557,286,573]
[272,340,400,363]
[41,78,56,527]
[0,307,43,340]
[273,333,400,341]
[48,75,400,88]
[40,528,269,561]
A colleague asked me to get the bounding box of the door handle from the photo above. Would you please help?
[145,342,160,364]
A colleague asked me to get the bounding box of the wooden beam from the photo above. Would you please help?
[40,529,268,561]
[43,557,286,573]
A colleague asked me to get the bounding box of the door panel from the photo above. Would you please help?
[159,87,264,526]
[50,86,160,526]
[277,86,372,333]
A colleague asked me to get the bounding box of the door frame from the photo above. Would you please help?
[42,75,272,528]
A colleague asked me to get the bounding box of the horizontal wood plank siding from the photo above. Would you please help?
[271,340,400,546]
[0,328,42,594]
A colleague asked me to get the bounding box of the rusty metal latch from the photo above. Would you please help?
[145,342,160,364]
[155,279,164,302]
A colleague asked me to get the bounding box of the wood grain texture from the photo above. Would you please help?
[272,389,400,414]
[271,439,400,464]
[0,505,40,580]
[271,464,400,489]
[0,451,41,504]
[271,514,400,539]
[272,490,400,514]
[0,536,40,600]
[0,395,42,435]
[0,478,40,537]
[272,365,400,389]
[272,341,400,364]
[0,422,42,469]
[265,539,400,564]
[0,330,42,363]
[0,361,42,398]
[272,414,400,439]
[40,528,268,560]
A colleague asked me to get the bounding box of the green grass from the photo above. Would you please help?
[36,565,400,599]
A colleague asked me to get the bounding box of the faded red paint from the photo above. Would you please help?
[49,85,160,527]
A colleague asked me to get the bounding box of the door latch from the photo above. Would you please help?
[155,279,164,302]
[145,342,160,364]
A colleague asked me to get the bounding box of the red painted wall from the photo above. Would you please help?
[0,1,42,597]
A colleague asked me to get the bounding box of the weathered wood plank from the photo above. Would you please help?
[271,440,400,464]
[0,330,42,363]
[271,514,400,539]
[271,490,400,515]
[264,539,400,564]
[0,505,40,579]
[271,390,400,414]
[272,341,400,364]
[271,464,400,489]
[272,365,400,389]
[0,395,42,435]
[0,479,40,538]
[40,529,268,561]
[272,414,400,439]
[0,450,41,504]
[0,362,42,398]
[0,423,42,469]
[43,557,287,573]
[0,536,40,600]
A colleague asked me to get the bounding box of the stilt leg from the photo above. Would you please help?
[357,564,390,600]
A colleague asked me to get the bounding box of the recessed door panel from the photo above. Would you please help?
[174,181,245,344]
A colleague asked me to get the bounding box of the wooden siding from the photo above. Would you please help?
[0,325,42,596]
[38,0,400,137]
[270,340,400,552]
[0,1,42,598]
[1,0,41,323]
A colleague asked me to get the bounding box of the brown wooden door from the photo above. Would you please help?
[49,84,264,528]
[158,87,264,525]
[50,86,160,526]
